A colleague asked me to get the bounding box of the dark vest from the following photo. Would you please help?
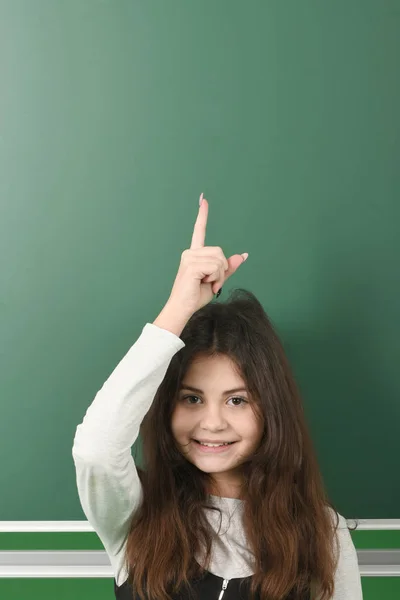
[114,570,311,600]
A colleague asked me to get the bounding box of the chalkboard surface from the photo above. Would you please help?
[1,1,399,520]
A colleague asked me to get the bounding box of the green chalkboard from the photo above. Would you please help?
[1,1,399,521]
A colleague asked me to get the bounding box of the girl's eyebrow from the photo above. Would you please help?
[179,384,248,395]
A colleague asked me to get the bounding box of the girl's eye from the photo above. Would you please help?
[182,395,248,407]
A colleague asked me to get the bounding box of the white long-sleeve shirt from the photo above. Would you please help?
[72,322,363,598]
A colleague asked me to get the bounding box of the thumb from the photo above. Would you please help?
[223,253,249,280]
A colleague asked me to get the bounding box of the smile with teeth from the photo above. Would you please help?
[196,441,233,446]
[192,439,237,452]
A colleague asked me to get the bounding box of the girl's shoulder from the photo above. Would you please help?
[325,506,353,530]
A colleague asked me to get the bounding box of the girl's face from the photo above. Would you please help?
[171,354,264,498]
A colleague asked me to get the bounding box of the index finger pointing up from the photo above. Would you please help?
[190,194,209,249]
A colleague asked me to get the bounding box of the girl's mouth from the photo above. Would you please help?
[192,439,236,453]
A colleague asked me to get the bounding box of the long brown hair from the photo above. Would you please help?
[124,289,339,600]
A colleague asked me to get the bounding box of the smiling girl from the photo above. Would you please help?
[73,194,362,599]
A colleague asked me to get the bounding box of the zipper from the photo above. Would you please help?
[217,578,229,600]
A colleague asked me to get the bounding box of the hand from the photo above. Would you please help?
[166,194,248,317]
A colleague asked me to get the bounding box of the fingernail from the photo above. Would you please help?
[241,253,249,262]
[199,193,204,206]
[216,287,222,299]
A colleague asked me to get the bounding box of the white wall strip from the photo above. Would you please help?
[0,551,399,577]
[1,519,400,532]
[0,522,93,533]
[358,550,400,576]
[353,520,400,531]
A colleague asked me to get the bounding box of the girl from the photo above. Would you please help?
[73,195,362,600]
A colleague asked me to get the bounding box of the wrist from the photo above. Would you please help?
[152,302,191,337]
